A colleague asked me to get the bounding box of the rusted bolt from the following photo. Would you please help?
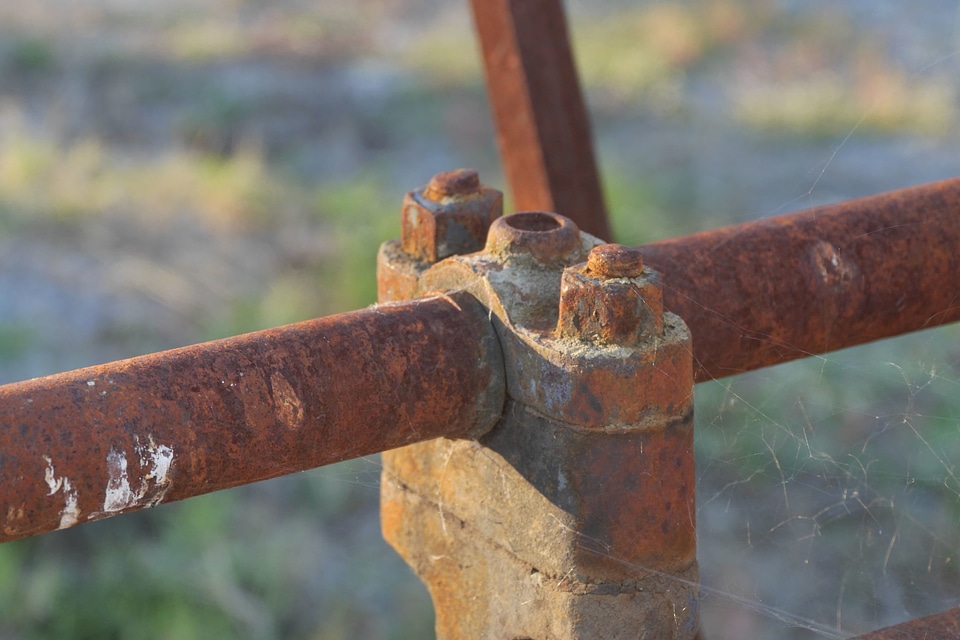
[401,169,502,264]
[585,243,645,278]
[422,168,481,200]
[557,245,663,347]
[484,211,582,264]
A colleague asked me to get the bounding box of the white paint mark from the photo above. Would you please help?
[104,447,134,512]
[104,436,175,513]
[87,380,96,387]
[135,436,175,503]
[557,469,567,492]
[41,455,81,529]
[59,479,79,529]
[43,455,63,495]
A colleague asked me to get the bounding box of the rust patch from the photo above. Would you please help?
[0,291,504,543]
[485,212,583,265]
[401,169,502,264]
[641,177,960,381]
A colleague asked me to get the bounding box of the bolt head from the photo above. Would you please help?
[401,170,503,263]
[557,260,663,347]
[586,244,645,279]
[423,169,481,200]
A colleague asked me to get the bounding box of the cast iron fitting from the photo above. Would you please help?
[484,211,582,265]
[557,244,664,347]
[400,169,503,264]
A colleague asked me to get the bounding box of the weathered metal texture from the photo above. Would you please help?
[0,292,505,543]
[640,177,960,382]
[853,606,960,639]
[379,211,697,638]
[401,168,503,263]
[558,244,664,347]
[378,169,503,302]
[469,0,613,241]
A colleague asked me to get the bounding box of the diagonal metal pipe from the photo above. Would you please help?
[0,292,505,544]
[640,177,960,382]
[470,0,612,240]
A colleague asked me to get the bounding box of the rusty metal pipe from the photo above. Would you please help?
[470,0,612,240]
[640,177,960,382]
[0,292,505,543]
[853,605,960,639]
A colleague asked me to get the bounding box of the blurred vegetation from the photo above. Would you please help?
[0,0,958,638]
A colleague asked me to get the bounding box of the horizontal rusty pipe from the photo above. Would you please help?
[853,606,960,639]
[640,177,960,382]
[0,292,504,543]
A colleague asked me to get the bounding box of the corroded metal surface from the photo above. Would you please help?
[854,606,960,639]
[380,211,697,638]
[378,169,502,303]
[470,0,612,240]
[400,168,502,264]
[0,292,505,543]
[640,177,960,382]
[557,243,664,347]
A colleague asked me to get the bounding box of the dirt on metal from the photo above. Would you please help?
[0,292,504,543]
[379,169,503,303]
[380,211,697,639]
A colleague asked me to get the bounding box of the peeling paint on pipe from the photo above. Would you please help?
[0,292,505,543]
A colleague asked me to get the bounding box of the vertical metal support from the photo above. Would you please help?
[470,0,613,241]
[378,173,697,638]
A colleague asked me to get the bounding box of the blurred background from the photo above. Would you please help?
[1,0,960,637]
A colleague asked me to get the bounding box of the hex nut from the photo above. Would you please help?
[401,169,503,264]
[557,245,663,346]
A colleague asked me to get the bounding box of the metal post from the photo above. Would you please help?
[378,172,697,638]
[470,0,612,240]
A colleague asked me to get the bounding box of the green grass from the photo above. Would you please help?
[6,36,57,74]
[0,324,34,363]
[0,131,287,228]
[734,71,956,137]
